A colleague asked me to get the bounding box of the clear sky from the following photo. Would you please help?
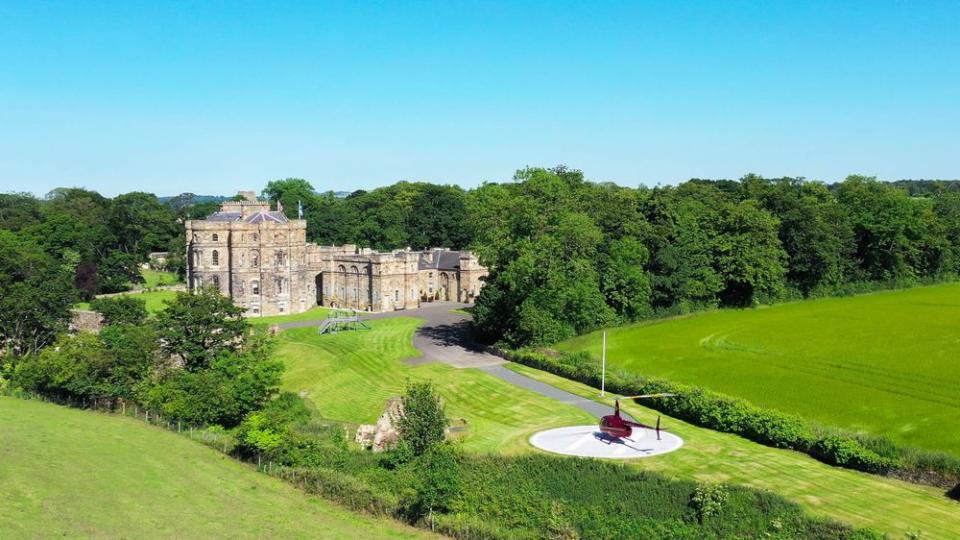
[1,1,958,197]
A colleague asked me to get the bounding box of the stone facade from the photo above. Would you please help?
[185,193,487,317]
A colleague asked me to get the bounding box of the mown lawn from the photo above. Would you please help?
[75,289,179,316]
[0,397,434,539]
[507,364,960,539]
[275,318,595,453]
[140,269,180,288]
[556,283,960,454]
[251,306,334,327]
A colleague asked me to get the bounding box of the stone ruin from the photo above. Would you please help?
[355,397,405,452]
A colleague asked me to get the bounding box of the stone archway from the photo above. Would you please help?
[440,273,450,301]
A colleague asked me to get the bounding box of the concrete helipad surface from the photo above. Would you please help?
[530,425,684,459]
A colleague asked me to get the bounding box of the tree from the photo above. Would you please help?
[708,200,787,306]
[262,178,317,220]
[90,296,148,326]
[0,192,43,231]
[153,287,248,370]
[411,442,461,521]
[601,238,652,321]
[0,231,76,356]
[397,381,448,456]
[108,192,180,259]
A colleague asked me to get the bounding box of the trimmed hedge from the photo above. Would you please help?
[505,349,960,488]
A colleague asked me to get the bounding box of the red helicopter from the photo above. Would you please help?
[598,393,676,442]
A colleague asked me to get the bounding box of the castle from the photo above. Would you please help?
[185,192,487,316]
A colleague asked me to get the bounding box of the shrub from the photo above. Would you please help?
[811,436,894,474]
[296,467,400,516]
[90,296,148,326]
[690,483,729,522]
[397,381,449,456]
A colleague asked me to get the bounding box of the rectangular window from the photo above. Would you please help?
[252,280,260,295]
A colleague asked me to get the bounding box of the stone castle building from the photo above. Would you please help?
[185,192,487,316]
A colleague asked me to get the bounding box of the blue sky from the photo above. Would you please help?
[1,1,958,197]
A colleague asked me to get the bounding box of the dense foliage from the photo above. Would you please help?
[0,231,76,356]
[506,348,960,492]
[472,169,960,346]
[224,397,880,540]
[12,289,281,428]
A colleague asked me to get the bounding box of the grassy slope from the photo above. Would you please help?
[0,398,433,540]
[556,283,960,454]
[275,318,595,453]
[508,364,960,539]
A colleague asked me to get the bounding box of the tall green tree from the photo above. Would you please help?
[0,231,76,356]
[153,287,248,370]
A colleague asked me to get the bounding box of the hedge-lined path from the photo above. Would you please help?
[276,302,629,420]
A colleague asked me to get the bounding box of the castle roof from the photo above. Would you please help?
[204,209,289,224]
[417,249,462,271]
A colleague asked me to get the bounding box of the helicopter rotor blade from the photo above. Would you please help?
[621,393,677,400]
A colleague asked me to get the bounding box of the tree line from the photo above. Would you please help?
[470,168,960,346]
[3,170,959,355]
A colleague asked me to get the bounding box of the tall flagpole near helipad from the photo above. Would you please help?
[601,331,606,397]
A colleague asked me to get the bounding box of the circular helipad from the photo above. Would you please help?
[530,425,684,459]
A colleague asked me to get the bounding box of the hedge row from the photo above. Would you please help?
[505,349,960,491]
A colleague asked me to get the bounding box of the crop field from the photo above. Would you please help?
[0,397,433,539]
[507,364,960,539]
[275,318,596,453]
[556,283,960,454]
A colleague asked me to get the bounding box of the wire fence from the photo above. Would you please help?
[3,390,235,455]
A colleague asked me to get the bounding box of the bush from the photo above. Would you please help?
[811,436,894,474]
[90,296,148,326]
[690,483,728,522]
[397,381,449,456]
[296,467,400,516]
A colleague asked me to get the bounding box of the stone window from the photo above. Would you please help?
[212,250,219,266]
[193,275,202,289]
[212,275,220,290]
[240,252,245,267]
[252,251,259,267]
[212,233,219,242]
[276,277,284,294]
[395,290,399,302]
[252,280,260,295]
[237,280,244,296]
[275,250,284,266]
[252,233,259,241]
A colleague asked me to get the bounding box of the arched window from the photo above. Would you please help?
[251,251,259,267]
[338,265,346,273]
[252,233,259,241]
[276,278,284,294]
[212,250,219,266]
[212,275,220,290]
[240,252,245,267]
[237,279,244,296]
[212,233,219,242]
[275,250,284,266]
[252,280,260,295]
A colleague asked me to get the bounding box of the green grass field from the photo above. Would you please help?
[252,306,333,326]
[273,314,960,537]
[0,397,434,539]
[507,364,960,539]
[140,269,180,288]
[275,318,595,453]
[76,289,179,315]
[556,283,960,454]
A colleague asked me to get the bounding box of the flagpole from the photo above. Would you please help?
[601,331,606,397]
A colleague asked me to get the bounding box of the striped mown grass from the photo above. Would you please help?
[275,317,595,454]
